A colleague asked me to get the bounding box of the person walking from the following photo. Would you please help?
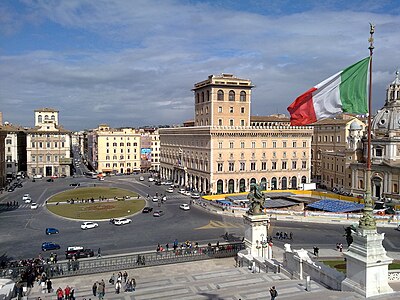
[56,287,64,300]
[115,280,122,294]
[132,278,136,291]
[269,286,278,300]
[92,282,97,297]
[64,286,71,300]
[47,279,52,293]
[97,280,105,300]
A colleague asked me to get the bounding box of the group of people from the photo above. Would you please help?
[91,279,106,300]
[336,243,344,252]
[55,285,75,300]
[275,231,293,240]
[104,271,136,294]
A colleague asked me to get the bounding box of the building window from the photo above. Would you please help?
[303,141,307,147]
[262,141,266,148]
[261,161,267,170]
[262,152,266,158]
[228,162,234,171]
[337,136,341,143]
[229,90,235,101]
[218,119,223,126]
[272,162,277,170]
[272,141,277,148]
[272,151,276,158]
[31,142,35,147]
[229,142,234,148]
[251,141,256,148]
[282,161,287,169]
[240,162,245,171]
[218,163,223,172]
[241,107,245,113]
[39,142,43,148]
[229,107,234,113]
[375,148,383,157]
[292,141,297,147]
[218,106,222,113]
[31,155,36,162]
[218,142,223,149]
[47,155,51,162]
[240,91,246,102]
[240,142,245,148]
[229,119,234,126]
[283,141,287,148]
[217,90,224,101]
[241,120,245,126]
[47,142,51,148]
[6,139,11,144]
[292,161,297,169]
[240,152,244,159]
[250,162,256,171]
[302,161,307,169]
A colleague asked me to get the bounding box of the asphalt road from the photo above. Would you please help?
[1,174,399,262]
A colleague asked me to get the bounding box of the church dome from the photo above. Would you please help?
[349,121,362,130]
[371,71,400,134]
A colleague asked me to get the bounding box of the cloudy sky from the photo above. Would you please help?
[1,0,400,131]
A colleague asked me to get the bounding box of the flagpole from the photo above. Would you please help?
[359,23,376,230]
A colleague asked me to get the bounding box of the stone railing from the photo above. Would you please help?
[388,270,400,281]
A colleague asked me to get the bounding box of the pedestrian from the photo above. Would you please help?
[64,285,71,300]
[339,243,343,252]
[123,271,128,283]
[166,243,169,251]
[269,286,278,300]
[70,287,75,300]
[132,278,136,291]
[56,287,63,300]
[97,248,101,258]
[92,282,97,297]
[97,280,105,300]
[47,279,52,293]
[115,280,122,294]
[109,273,115,285]
[289,232,293,240]
[313,246,319,257]
[336,243,340,251]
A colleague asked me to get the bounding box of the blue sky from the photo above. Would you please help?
[1,0,400,131]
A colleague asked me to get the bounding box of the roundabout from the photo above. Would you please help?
[46,187,145,220]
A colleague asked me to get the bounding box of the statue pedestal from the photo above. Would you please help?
[341,228,393,298]
[243,214,270,258]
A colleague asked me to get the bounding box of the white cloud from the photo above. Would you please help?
[0,1,399,130]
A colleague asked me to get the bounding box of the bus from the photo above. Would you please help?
[85,171,98,179]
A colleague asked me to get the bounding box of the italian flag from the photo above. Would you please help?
[287,57,370,126]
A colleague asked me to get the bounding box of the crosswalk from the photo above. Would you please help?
[0,202,46,211]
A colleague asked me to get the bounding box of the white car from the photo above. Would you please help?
[191,193,201,199]
[148,177,154,182]
[165,181,173,185]
[166,187,174,193]
[33,174,43,179]
[81,222,99,230]
[113,218,132,226]
[184,191,191,196]
[23,194,32,203]
[139,176,145,181]
[30,203,38,209]
[152,196,159,202]
[180,204,190,211]
[179,188,186,194]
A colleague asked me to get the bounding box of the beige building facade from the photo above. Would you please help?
[94,125,141,174]
[311,116,365,191]
[26,108,71,178]
[160,74,313,194]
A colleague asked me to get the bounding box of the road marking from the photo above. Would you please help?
[195,220,242,230]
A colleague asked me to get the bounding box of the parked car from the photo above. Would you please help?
[153,210,164,217]
[65,246,94,259]
[180,204,190,211]
[113,218,132,225]
[142,207,153,213]
[42,242,60,251]
[45,228,59,235]
[81,222,99,230]
[30,202,38,209]
[148,177,154,182]
[152,196,159,202]
[47,178,54,182]
[139,176,145,181]
[33,174,43,179]
[166,187,174,193]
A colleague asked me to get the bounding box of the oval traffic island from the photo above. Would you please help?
[46,187,145,220]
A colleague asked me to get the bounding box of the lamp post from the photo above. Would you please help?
[260,234,264,257]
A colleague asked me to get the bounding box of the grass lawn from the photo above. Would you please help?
[47,187,137,203]
[322,260,400,274]
[46,187,145,220]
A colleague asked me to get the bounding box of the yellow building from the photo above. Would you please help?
[26,108,72,178]
[159,74,313,194]
[94,125,141,174]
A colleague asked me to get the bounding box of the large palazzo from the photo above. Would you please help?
[159,74,313,194]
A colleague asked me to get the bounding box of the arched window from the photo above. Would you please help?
[44,115,49,120]
[240,91,246,102]
[201,92,204,102]
[271,177,277,190]
[250,178,256,185]
[207,90,210,101]
[38,115,43,123]
[301,176,307,183]
[260,177,267,190]
[239,178,246,192]
[282,177,287,189]
[217,90,224,101]
[291,176,297,189]
[51,115,55,121]
[196,93,200,104]
[217,180,224,194]
[229,90,235,101]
